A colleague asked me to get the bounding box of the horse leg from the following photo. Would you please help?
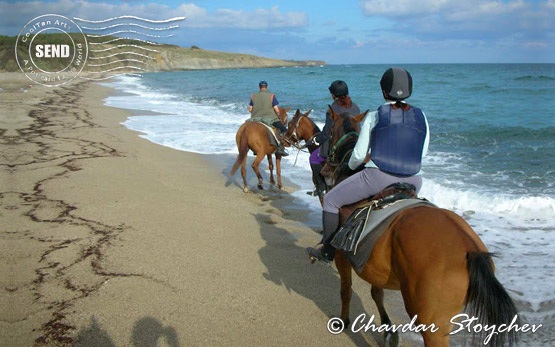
[398,270,467,347]
[240,156,249,193]
[334,251,352,327]
[266,154,275,186]
[251,152,265,190]
[371,286,399,347]
[276,155,282,189]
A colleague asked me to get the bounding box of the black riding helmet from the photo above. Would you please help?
[380,68,412,101]
[328,80,349,97]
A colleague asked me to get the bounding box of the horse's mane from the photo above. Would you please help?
[333,112,359,138]
[292,111,321,134]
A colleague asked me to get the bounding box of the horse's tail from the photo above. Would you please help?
[230,127,249,176]
[465,252,519,347]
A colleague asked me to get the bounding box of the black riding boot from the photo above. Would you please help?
[310,163,327,197]
[306,211,339,264]
[276,143,289,157]
[275,129,289,157]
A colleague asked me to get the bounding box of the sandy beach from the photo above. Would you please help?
[1,73,416,347]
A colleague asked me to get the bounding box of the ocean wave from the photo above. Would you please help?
[514,75,555,81]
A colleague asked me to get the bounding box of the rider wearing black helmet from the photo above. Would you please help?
[307,68,430,264]
[308,80,360,199]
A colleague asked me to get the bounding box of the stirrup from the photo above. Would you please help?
[306,245,332,265]
[276,146,289,157]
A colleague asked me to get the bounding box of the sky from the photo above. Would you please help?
[2,0,553,64]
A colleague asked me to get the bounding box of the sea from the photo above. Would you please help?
[100,63,555,345]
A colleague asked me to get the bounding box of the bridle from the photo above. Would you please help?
[327,114,359,167]
[283,113,320,150]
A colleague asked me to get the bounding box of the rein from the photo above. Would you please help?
[284,113,321,150]
[328,132,359,165]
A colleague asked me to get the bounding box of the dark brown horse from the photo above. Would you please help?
[323,108,519,347]
[320,106,368,188]
[230,107,290,192]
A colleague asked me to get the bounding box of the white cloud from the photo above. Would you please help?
[184,5,308,29]
[357,0,532,17]
[0,1,307,33]
[357,0,553,40]
[358,0,452,16]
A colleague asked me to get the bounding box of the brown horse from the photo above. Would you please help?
[323,108,519,347]
[281,109,326,203]
[282,109,319,150]
[320,106,368,188]
[230,107,290,192]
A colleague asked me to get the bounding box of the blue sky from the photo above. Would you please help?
[2,0,553,63]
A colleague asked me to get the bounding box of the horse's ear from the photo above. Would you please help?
[353,109,369,123]
[305,109,312,116]
[295,109,301,115]
[285,107,291,112]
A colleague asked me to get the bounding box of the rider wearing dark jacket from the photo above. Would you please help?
[309,80,360,198]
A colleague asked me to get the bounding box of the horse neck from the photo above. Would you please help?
[300,116,320,140]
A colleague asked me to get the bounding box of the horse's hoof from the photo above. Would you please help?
[258,185,264,190]
[243,187,249,193]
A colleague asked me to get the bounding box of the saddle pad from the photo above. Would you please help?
[342,199,435,274]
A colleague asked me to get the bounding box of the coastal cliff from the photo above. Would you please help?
[150,46,324,71]
[0,35,325,72]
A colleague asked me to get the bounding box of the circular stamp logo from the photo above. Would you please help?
[15,14,88,87]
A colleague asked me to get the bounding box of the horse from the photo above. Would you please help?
[319,106,368,189]
[282,109,320,151]
[321,107,519,347]
[281,109,327,204]
[230,107,290,192]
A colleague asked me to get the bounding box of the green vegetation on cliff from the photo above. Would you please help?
[0,34,325,72]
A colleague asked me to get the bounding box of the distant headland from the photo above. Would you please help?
[0,34,325,72]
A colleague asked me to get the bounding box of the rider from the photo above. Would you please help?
[307,67,430,264]
[308,80,360,198]
[248,80,289,157]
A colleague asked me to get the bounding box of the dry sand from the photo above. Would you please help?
[1,72,416,347]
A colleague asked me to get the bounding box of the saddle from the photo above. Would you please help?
[331,183,435,273]
[246,118,280,149]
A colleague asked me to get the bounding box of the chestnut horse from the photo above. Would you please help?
[281,109,326,203]
[282,109,320,151]
[230,107,290,192]
[323,108,519,347]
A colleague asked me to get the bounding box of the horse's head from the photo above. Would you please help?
[328,105,368,149]
[283,109,318,147]
[320,106,369,187]
[277,107,291,125]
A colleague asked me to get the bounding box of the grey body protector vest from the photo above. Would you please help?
[370,104,427,177]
